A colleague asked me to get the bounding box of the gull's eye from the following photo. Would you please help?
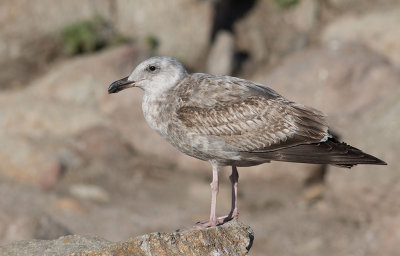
[148,65,157,72]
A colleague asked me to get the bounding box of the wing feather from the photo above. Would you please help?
[176,91,329,152]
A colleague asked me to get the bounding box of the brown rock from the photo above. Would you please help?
[234,0,311,73]
[327,84,400,204]
[322,9,400,68]
[0,220,254,256]
[0,0,112,88]
[115,0,213,68]
[206,31,235,76]
[251,43,400,133]
[0,213,70,246]
[53,198,89,215]
[0,0,213,86]
[0,45,147,185]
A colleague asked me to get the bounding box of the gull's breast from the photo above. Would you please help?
[141,93,241,164]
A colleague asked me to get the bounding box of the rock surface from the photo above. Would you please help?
[0,45,148,185]
[115,0,213,68]
[0,220,254,256]
[206,31,235,76]
[0,0,213,87]
[0,212,70,246]
[234,0,314,74]
[322,9,400,68]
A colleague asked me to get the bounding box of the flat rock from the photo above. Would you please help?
[0,220,254,256]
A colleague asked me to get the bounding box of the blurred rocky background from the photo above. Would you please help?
[0,0,399,255]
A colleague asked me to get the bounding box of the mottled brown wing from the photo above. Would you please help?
[174,74,280,107]
[176,94,329,152]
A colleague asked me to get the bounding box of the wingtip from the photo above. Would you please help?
[376,159,388,165]
[366,153,387,166]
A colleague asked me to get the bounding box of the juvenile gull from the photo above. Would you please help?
[108,56,386,229]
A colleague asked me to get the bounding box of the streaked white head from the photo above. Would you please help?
[108,56,188,95]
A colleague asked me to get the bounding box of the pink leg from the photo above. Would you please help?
[178,164,238,232]
[227,166,239,220]
[199,165,239,224]
[208,163,220,226]
[188,162,220,229]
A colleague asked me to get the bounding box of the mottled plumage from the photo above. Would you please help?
[108,56,386,229]
[171,74,330,166]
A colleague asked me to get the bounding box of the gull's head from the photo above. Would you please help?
[108,56,188,95]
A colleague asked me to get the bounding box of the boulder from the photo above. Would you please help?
[0,220,254,256]
[0,0,112,88]
[322,9,400,68]
[234,0,317,74]
[251,43,400,133]
[206,31,235,76]
[0,212,70,246]
[115,0,213,69]
[0,0,214,88]
[0,45,148,184]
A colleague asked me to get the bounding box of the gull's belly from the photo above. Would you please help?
[142,95,241,164]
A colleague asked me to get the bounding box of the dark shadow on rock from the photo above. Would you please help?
[211,0,257,41]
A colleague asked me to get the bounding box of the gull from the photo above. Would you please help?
[108,56,386,229]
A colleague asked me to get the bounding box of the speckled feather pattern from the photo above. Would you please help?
[116,56,385,167]
[175,75,328,149]
[142,73,328,166]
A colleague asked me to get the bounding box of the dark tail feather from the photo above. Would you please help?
[242,138,387,168]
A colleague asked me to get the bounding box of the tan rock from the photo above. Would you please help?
[115,0,213,68]
[251,43,400,133]
[234,0,310,72]
[322,9,400,68]
[0,0,112,87]
[0,220,254,256]
[206,31,235,75]
[0,45,147,184]
[0,213,70,246]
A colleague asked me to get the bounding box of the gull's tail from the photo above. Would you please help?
[242,138,387,168]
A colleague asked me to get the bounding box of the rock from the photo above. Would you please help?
[69,184,110,203]
[0,134,66,184]
[53,198,89,215]
[326,0,398,13]
[29,45,146,105]
[206,31,235,75]
[251,43,400,133]
[322,9,400,68]
[0,0,112,88]
[0,213,70,246]
[0,45,147,185]
[234,0,311,73]
[115,0,213,69]
[327,84,400,203]
[0,0,213,87]
[73,125,135,161]
[0,220,254,256]
[0,236,111,256]
[290,0,319,33]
